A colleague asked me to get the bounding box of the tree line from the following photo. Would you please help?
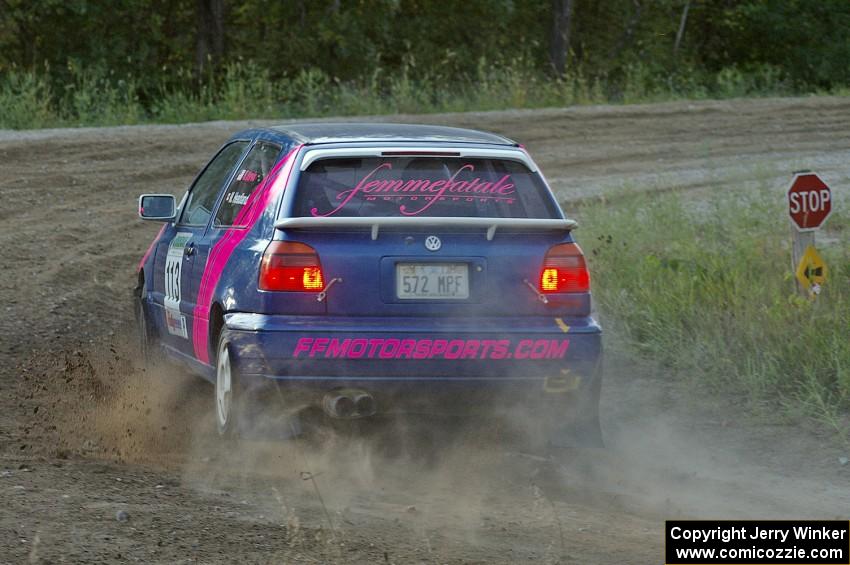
[1,0,849,125]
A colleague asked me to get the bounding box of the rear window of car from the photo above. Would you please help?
[292,157,559,219]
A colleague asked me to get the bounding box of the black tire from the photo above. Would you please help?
[571,366,604,447]
[545,366,604,450]
[135,279,159,369]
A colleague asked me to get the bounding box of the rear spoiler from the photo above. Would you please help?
[274,216,577,241]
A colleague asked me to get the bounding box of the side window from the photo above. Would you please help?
[214,141,281,227]
[179,141,249,226]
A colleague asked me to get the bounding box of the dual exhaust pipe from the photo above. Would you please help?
[322,389,376,419]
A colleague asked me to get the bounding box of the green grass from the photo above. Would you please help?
[0,60,814,130]
[575,186,850,436]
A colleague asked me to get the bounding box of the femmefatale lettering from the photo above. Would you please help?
[311,162,516,217]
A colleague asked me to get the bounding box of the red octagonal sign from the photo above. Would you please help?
[787,172,832,231]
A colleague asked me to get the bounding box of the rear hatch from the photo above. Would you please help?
[270,152,590,318]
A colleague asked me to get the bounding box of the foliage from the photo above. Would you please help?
[1,0,850,128]
[576,188,850,433]
[0,68,54,129]
[0,59,800,129]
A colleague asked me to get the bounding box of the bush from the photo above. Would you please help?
[63,62,144,126]
[0,69,57,129]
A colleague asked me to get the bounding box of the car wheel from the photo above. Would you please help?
[214,331,300,441]
[547,371,604,450]
[135,279,158,368]
[215,332,240,437]
[575,366,604,447]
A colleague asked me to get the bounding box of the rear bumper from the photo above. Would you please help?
[224,313,601,395]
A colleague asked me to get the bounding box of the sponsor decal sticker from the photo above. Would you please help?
[224,191,251,206]
[292,338,569,360]
[235,168,260,183]
[310,162,517,217]
[165,309,187,339]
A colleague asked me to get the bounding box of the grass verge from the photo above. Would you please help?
[574,186,850,437]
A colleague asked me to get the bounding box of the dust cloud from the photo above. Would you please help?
[22,336,849,548]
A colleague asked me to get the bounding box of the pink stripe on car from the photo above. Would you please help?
[192,145,302,364]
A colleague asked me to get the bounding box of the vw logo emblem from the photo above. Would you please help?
[424,235,442,252]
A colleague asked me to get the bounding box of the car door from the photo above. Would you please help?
[183,140,284,353]
[155,140,250,357]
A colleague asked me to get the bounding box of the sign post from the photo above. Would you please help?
[787,171,831,296]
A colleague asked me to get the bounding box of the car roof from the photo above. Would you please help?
[266,123,517,146]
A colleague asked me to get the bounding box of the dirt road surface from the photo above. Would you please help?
[1,97,849,563]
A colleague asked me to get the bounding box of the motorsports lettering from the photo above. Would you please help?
[311,162,517,217]
[293,337,570,360]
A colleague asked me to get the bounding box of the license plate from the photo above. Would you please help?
[396,263,469,300]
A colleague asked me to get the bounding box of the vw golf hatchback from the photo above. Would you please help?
[136,123,602,446]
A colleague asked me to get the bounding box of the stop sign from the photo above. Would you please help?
[787,172,832,231]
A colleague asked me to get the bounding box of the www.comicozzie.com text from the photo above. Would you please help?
[670,524,847,544]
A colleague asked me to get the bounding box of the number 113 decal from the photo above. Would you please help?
[163,232,192,339]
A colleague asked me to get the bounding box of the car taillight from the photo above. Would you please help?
[539,243,590,293]
[259,241,324,292]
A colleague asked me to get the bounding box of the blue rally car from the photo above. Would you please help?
[136,123,602,446]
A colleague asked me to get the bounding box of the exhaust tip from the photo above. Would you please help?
[323,392,355,418]
[354,393,376,417]
[322,389,376,419]
[334,396,355,418]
